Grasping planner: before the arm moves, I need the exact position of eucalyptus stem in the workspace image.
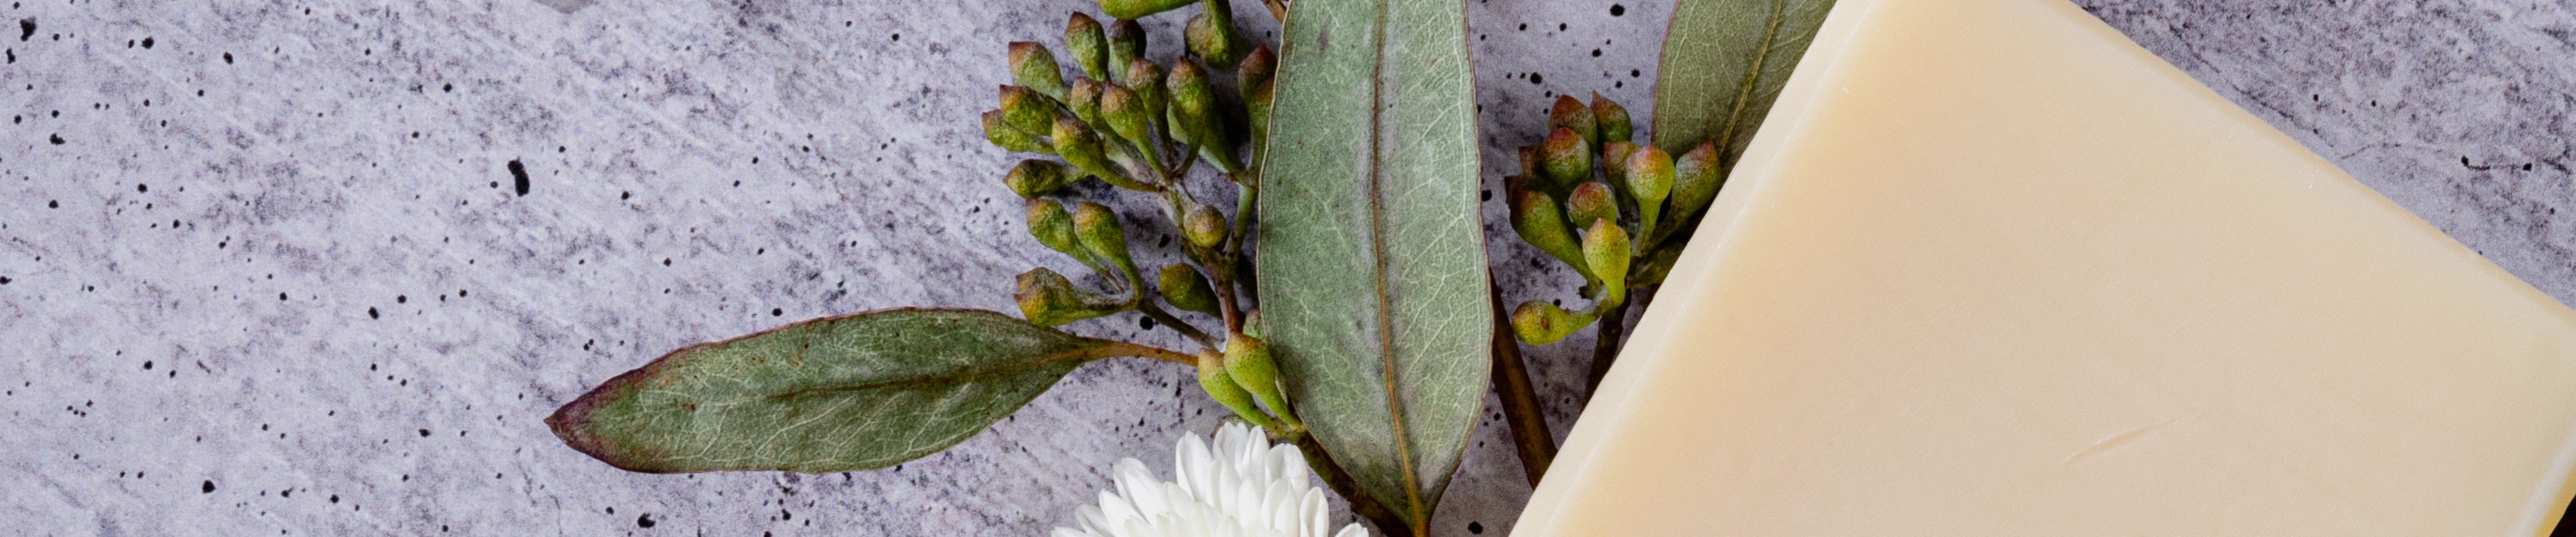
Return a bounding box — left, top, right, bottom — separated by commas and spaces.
1136, 301, 1220, 348
1487, 277, 1555, 485
1292, 433, 1412, 537
1582, 298, 1629, 401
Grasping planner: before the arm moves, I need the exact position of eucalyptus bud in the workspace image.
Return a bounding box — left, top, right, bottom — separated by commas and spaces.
1238, 45, 1276, 90
1009, 42, 1071, 99
1550, 95, 1600, 152
1509, 190, 1593, 283
1072, 201, 1139, 280
1159, 264, 1220, 315
1065, 13, 1112, 81
1126, 59, 1169, 139
1026, 199, 1085, 261
1101, 85, 1156, 150
1583, 219, 1632, 305
1017, 268, 1124, 326
1591, 92, 1633, 145
1197, 350, 1280, 429
1517, 145, 1542, 179
1601, 141, 1639, 195
1053, 116, 1131, 189
1222, 333, 1293, 424
983, 110, 1051, 154
1066, 78, 1108, 129
1168, 59, 1240, 171
1107, 19, 1147, 85
1184, 0, 1241, 68
1566, 182, 1617, 232
1511, 301, 1593, 345
1005, 160, 1071, 199
1626, 145, 1676, 237
1000, 85, 1059, 135
1540, 127, 1591, 191
1664, 142, 1724, 236
1241, 309, 1263, 339
1182, 204, 1227, 249
1103, 0, 1198, 19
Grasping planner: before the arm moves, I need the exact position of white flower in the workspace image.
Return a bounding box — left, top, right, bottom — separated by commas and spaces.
1052, 422, 1370, 537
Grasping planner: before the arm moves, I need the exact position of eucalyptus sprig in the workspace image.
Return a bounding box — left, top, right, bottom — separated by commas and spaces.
1504, 94, 1723, 351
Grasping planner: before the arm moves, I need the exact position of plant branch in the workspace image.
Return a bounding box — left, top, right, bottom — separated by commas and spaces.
1487, 277, 1555, 486
1135, 301, 1220, 349
1098, 341, 1201, 366
1292, 433, 1413, 537
1583, 298, 1629, 402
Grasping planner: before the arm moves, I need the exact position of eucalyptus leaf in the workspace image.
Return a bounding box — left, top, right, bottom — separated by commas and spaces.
547, 308, 1182, 474
1256, 0, 1487, 531
1651, 0, 1837, 168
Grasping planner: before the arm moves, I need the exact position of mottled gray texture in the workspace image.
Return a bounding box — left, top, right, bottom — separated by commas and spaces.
0, 0, 2569, 535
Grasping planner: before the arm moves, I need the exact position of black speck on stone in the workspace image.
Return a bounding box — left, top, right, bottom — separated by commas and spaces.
1469, 521, 1485, 534
638, 514, 656, 528
1529, 73, 1544, 85
49, 133, 63, 145
507, 160, 530, 196
771, 308, 783, 317
221, 52, 232, 63
47, 200, 58, 208
367, 307, 379, 319
0, 276, 10, 284
17, 19, 31, 41
142, 36, 153, 49
137, 183, 148, 193
1609, 4, 1625, 16
1139, 316, 1156, 330
201, 480, 215, 493
419, 428, 430, 437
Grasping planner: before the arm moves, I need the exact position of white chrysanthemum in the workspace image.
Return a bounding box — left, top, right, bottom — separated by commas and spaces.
1052, 422, 1369, 537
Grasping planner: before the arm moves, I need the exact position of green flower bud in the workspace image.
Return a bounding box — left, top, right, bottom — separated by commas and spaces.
1566, 182, 1617, 232
1184, 0, 1241, 68
1103, 0, 1198, 19
1223, 333, 1293, 425
1072, 201, 1138, 279
1663, 142, 1724, 238
1159, 264, 1220, 315
1009, 42, 1070, 99
1511, 301, 1595, 345
1509, 189, 1593, 283
1107, 19, 1147, 85
1241, 309, 1263, 339
1583, 218, 1632, 304
1017, 267, 1124, 326
1626, 145, 1675, 237
1126, 60, 1169, 139
1540, 127, 1591, 191
983, 110, 1051, 154
1168, 59, 1240, 172
1005, 159, 1071, 199
1238, 45, 1276, 90
1065, 13, 1111, 81
1591, 92, 1633, 146
1101, 85, 1155, 151
1601, 141, 1639, 196
1026, 199, 1085, 261
1066, 78, 1108, 129
1550, 95, 1599, 152
1053, 116, 1133, 189
1182, 204, 1227, 249
1000, 85, 1060, 135
1197, 350, 1280, 429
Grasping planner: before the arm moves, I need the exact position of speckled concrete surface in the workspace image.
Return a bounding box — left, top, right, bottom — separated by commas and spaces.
2, 0, 2571, 535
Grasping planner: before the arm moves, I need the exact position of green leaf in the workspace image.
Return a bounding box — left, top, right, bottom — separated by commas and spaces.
546, 308, 1177, 474
1650, 0, 1837, 168
1256, 0, 1487, 531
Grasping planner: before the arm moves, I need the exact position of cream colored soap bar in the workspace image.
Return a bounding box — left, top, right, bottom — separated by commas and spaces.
1513, 0, 2576, 535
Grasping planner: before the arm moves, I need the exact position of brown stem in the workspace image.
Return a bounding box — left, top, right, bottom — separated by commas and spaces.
1098, 341, 1199, 366
1582, 298, 1629, 402
1294, 434, 1413, 537
1136, 301, 1220, 349
1488, 278, 1556, 486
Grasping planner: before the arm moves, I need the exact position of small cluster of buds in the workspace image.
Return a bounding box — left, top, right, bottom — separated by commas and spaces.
1506, 95, 1726, 345
984, 1, 1300, 434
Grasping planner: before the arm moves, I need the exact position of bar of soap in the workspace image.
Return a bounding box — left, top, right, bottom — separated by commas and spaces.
1513, 0, 2576, 535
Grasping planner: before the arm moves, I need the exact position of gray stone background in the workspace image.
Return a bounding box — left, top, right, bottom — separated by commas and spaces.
2, 0, 2572, 534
